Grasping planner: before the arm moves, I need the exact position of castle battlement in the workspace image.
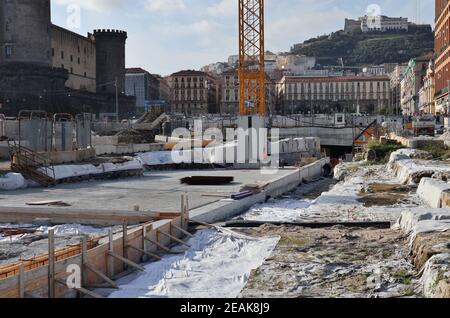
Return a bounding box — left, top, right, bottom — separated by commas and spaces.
93, 29, 128, 38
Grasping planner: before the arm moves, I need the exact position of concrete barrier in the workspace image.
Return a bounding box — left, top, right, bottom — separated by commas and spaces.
39, 148, 96, 165
93, 143, 165, 156
417, 178, 450, 208
191, 158, 330, 223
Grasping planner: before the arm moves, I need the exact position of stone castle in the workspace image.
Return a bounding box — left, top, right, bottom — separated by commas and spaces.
0, 0, 135, 117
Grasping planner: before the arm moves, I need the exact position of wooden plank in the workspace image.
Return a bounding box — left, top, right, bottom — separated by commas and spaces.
48, 229, 55, 298
54, 278, 103, 299
223, 220, 392, 229
81, 236, 88, 288
189, 220, 216, 229
26, 200, 68, 206
107, 230, 114, 278
84, 263, 118, 289
127, 245, 161, 261
142, 225, 148, 259
107, 252, 145, 272
74, 287, 104, 299
171, 223, 194, 238
157, 230, 191, 248
122, 222, 128, 271
0, 207, 182, 226
144, 237, 171, 253
18, 265, 25, 299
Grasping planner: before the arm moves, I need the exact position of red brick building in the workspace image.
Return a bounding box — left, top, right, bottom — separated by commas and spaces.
435, 0, 450, 113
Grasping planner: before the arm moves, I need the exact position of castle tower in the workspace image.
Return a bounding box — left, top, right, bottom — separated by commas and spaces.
0, 0, 67, 115
0, 0, 52, 66
93, 29, 127, 95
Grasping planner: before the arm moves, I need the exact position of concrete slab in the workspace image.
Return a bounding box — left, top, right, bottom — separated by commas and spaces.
0, 168, 298, 212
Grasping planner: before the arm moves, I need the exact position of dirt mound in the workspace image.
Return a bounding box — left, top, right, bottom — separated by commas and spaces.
115, 129, 155, 144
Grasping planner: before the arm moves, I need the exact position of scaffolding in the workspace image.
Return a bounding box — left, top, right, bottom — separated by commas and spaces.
238, 0, 265, 116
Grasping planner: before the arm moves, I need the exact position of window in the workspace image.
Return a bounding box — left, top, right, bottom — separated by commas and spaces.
70, 55, 73, 62
78, 57, 80, 64
4, 45, 12, 58
61, 51, 64, 59
70, 67, 73, 74
52, 48, 55, 57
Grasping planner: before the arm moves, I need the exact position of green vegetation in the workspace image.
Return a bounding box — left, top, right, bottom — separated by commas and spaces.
418, 143, 450, 160
279, 235, 309, 247
432, 271, 445, 290
291, 29, 434, 66
392, 270, 413, 285
367, 140, 406, 164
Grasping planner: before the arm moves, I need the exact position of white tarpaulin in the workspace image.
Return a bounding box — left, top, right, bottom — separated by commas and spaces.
0, 173, 27, 191
108, 229, 279, 298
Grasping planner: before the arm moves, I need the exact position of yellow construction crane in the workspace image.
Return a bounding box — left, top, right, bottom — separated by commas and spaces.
238, 0, 265, 116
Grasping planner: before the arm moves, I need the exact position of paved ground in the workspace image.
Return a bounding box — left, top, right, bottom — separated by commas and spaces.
0, 168, 296, 212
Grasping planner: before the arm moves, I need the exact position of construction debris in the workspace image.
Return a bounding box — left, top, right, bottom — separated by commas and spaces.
181, 176, 234, 185
26, 200, 71, 207
115, 128, 155, 144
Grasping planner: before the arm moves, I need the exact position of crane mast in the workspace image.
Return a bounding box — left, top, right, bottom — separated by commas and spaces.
238, 0, 265, 116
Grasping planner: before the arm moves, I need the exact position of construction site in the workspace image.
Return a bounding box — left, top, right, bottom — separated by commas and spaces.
0, 0, 449, 300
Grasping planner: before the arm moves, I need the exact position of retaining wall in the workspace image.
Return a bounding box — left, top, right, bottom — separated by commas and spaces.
92, 136, 165, 156
191, 158, 330, 223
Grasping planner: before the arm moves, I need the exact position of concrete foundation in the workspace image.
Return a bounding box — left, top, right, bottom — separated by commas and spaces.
417, 178, 450, 208
39, 148, 97, 165
92, 136, 165, 156
191, 158, 330, 223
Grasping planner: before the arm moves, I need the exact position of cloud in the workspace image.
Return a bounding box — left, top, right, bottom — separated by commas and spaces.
51, 0, 437, 76
207, 0, 235, 17
142, 0, 186, 13
53, 0, 124, 12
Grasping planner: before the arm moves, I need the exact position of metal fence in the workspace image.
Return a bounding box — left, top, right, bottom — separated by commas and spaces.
53, 114, 75, 152
0, 114, 5, 138
19, 111, 53, 152
76, 114, 92, 150
15, 111, 92, 152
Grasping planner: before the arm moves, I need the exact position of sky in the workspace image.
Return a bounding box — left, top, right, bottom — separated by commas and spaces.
50, 0, 435, 76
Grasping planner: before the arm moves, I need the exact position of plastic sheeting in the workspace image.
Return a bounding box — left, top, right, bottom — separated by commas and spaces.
0, 173, 27, 191
238, 198, 314, 222
108, 229, 279, 298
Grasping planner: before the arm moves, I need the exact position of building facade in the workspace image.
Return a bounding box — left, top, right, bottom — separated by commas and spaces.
125, 68, 151, 110
435, 0, 450, 114
279, 75, 390, 115
126, 69, 171, 113
419, 60, 436, 114
220, 69, 239, 115
158, 76, 171, 110
169, 70, 218, 115
361, 15, 409, 33
388, 64, 408, 115
51, 25, 96, 92
400, 57, 430, 115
